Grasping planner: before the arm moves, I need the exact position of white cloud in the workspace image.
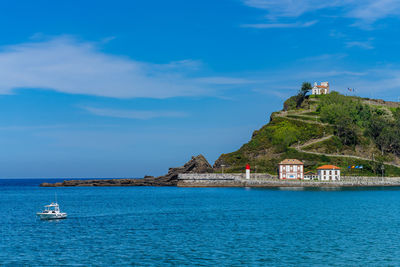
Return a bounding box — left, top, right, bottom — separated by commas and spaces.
242, 0, 400, 26
241, 20, 317, 28
306, 70, 367, 77
194, 76, 253, 85
0, 36, 247, 99
243, 0, 339, 18
349, 0, 400, 24
346, 41, 374, 50
83, 107, 188, 120
248, 64, 400, 102
300, 53, 348, 62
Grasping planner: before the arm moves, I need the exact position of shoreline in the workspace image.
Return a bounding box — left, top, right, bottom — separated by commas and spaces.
177, 173, 400, 188
39, 173, 400, 188
176, 182, 400, 188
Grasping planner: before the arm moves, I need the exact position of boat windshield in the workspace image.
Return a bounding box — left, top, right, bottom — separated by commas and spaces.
43, 203, 60, 212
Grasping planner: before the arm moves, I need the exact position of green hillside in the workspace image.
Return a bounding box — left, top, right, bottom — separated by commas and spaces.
214, 90, 400, 177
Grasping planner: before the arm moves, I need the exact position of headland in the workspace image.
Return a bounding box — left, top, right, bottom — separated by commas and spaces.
41, 88, 400, 188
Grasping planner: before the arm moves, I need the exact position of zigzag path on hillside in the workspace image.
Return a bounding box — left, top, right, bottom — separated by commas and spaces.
274, 110, 329, 126
281, 110, 400, 168
296, 145, 400, 168
294, 134, 334, 149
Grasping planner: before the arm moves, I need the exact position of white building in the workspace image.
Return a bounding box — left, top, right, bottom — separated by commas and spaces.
312, 82, 329, 95
279, 159, 304, 179
304, 171, 318, 180
317, 165, 341, 181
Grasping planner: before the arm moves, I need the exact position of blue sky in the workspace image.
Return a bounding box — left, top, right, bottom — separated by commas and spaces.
1, 0, 400, 178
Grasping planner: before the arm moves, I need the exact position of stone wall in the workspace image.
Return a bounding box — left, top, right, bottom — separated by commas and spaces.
178, 173, 243, 187
178, 173, 400, 187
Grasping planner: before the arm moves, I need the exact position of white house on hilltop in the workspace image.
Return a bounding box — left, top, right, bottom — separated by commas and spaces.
312, 82, 329, 95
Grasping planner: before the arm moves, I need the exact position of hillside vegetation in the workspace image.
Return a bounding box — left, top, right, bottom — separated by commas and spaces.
214, 90, 400, 177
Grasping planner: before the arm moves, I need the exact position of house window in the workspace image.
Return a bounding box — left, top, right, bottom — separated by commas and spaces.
329, 170, 332, 175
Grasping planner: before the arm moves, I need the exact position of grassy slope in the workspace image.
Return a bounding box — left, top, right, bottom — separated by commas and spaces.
215, 94, 400, 177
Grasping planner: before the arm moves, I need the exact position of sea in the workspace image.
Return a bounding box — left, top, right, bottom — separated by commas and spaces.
1, 179, 400, 266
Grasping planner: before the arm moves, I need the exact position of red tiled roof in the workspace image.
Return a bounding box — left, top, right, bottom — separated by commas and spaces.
279, 159, 303, 165
317, 165, 340, 170
316, 85, 328, 88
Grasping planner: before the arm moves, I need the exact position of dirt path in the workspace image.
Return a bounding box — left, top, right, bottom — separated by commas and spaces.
273, 108, 330, 126
276, 115, 330, 126
276, 107, 400, 168
294, 135, 334, 149
295, 145, 400, 168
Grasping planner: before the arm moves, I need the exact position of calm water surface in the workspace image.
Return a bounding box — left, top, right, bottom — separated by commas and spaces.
1, 179, 400, 266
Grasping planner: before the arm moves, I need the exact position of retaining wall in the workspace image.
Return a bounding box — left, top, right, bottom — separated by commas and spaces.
177, 173, 400, 187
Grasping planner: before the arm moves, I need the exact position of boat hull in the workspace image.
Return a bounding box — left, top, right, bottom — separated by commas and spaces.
37, 213, 67, 220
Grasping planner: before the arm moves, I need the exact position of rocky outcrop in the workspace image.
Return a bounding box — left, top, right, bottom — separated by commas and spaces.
40, 155, 213, 187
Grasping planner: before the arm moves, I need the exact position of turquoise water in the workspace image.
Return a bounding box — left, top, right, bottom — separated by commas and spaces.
2, 180, 400, 266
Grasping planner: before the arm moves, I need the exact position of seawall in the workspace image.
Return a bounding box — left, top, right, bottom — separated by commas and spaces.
177, 174, 400, 187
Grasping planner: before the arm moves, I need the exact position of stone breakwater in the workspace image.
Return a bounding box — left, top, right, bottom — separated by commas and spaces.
177, 174, 400, 187
40, 154, 214, 187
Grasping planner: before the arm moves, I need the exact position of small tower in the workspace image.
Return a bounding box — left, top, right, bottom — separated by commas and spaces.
245, 163, 250, 180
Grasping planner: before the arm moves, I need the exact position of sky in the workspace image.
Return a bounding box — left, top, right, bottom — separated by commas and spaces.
2, 0, 400, 178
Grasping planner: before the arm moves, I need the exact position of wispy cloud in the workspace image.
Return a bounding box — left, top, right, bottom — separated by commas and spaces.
194, 77, 253, 85
0, 36, 250, 99
300, 53, 348, 62
241, 20, 317, 29
247, 64, 400, 101
0, 124, 71, 131
349, 0, 400, 25
243, 0, 338, 18
83, 107, 188, 120
242, 0, 400, 27
346, 40, 374, 50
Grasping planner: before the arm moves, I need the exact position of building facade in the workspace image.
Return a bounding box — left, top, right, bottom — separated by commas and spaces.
312, 82, 329, 95
304, 171, 318, 180
317, 165, 341, 181
279, 159, 304, 179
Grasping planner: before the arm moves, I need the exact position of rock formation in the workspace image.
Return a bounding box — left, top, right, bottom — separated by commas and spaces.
40, 154, 213, 187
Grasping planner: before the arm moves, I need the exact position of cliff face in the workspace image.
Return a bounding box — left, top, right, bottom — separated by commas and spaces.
214, 93, 400, 177
151, 154, 214, 185
40, 155, 213, 187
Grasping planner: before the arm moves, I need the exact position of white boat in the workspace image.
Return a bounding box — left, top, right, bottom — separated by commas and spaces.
37, 202, 67, 220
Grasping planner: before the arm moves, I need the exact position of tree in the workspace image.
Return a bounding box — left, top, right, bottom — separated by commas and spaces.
376, 126, 400, 155
301, 82, 312, 95
335, 114, 359, 146
365, 114, 386, 139
296, 82, 312, 108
